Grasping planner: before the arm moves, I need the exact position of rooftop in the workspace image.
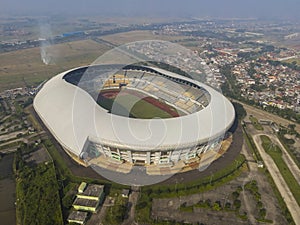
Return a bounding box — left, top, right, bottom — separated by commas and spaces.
121, 189, 130, 197
73, 197, 99, 208
78, 184, 104, 198
34, 65, 235, 155
67, 210, 88, 223
78, 182, 87, 194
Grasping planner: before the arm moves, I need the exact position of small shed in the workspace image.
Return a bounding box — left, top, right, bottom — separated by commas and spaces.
67, 211, 88, 224
121, 189, 130, 198
78, 182, 87, 194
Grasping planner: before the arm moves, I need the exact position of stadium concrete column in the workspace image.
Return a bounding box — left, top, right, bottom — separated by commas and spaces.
172, 149, 182, 163
127, 150, 133, 163
154, 151, 161, 164
146, 152, 151, 164
82, 139, 90, 157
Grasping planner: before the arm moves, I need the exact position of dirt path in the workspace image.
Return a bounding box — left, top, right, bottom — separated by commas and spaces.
86, 199, 108, 225
122, 186, 140, 225
240, 145, 259, 225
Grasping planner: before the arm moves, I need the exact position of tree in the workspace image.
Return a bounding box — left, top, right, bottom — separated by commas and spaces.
205, 199, 211, 207
232, 191, 240, 199
233, 199, 241, 210
212, 201, 222, 211
225, 202, 231, 210
260, 45, 275, 53
259, 208, 267, 219
288, 124, 296, 131
232, 102, 246, 120
62, 194, 74, 209
257, 201, 263, 208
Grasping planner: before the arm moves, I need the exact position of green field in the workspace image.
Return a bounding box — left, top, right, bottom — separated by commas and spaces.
249, 115, 263, 130
260, 135, 300, 206
101, 30, 187, 46
131, 99, 174, 119
0, 39, 110, 91
99, 92, 176, 119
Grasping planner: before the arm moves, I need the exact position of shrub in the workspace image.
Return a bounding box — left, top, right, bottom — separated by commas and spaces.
233, 199, 241, 210
224, 202, 231, 210
259, 208, 267, 219
62, 194, 74, 209
212, 201, 222, 211
232, 191, 240, 199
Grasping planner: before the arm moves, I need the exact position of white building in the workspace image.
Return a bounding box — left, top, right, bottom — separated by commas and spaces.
34, 64, 235, 169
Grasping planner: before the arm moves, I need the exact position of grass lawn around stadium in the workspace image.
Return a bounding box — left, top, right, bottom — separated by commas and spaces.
98, 89, 179, 119
260, 135, 300, 207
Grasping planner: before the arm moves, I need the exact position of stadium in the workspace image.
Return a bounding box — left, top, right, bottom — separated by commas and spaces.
34, 64, 235, 175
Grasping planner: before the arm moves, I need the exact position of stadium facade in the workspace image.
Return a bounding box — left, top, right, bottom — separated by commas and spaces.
34, 64, 235, 170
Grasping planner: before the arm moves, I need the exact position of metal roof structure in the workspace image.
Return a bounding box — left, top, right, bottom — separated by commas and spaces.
33, 65, 235, 156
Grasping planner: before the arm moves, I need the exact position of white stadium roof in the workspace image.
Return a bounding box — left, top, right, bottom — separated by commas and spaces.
34, 65, 235, 156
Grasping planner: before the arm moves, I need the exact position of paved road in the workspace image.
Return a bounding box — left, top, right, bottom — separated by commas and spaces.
0, 147, 18, 154
253, 134, 300, 225
241, 101, 300, 184
233, 100, 300, 133
267, 135, 300, 185
0, 131, 46, 148
0, 130, 27, 141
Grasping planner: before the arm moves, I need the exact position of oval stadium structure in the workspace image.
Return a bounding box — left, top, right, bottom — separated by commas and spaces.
34, 64, 235, 173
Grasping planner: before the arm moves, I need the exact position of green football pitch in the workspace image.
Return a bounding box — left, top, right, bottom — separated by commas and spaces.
98, 90, 180, 119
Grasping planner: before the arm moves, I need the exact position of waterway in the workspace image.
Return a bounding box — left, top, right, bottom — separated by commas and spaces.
0, 154, 16, 225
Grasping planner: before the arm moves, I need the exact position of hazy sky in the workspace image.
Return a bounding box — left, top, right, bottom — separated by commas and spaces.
1, 0, 300, 20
